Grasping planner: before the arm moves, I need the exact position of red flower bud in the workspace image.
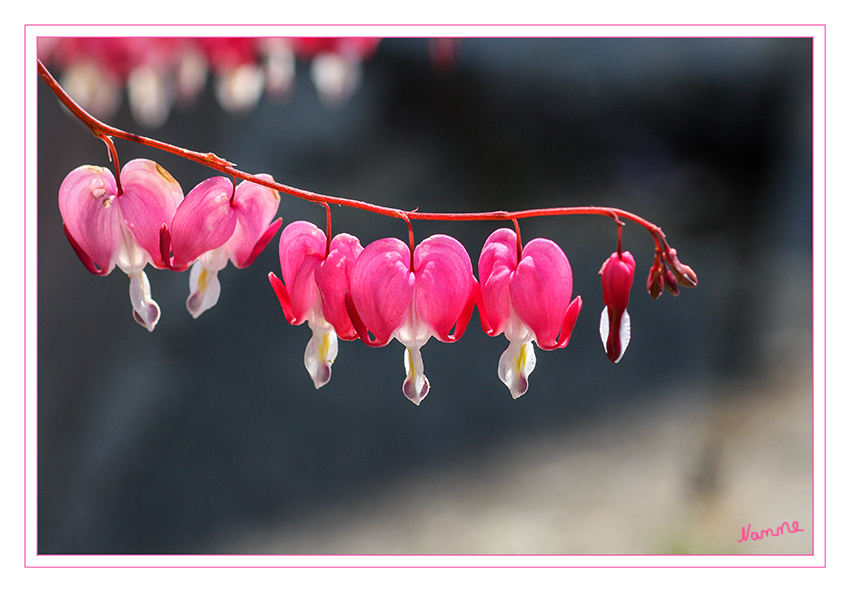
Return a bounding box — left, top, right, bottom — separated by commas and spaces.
663, 265, 680, 296
664, 248, 698, 288
599, 250, 636, 363
647, 259, 664, 300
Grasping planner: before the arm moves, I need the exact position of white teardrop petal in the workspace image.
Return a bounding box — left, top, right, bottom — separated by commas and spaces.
402, 347, 429, 405
599, 306, 610, 350
129, 271, 160, 332
498, 341, 536, 399
304, 326, 338, 389
617, 310, 631, 363
186, 260, 222, 319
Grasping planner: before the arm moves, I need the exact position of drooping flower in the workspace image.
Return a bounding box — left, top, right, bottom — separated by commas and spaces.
291, 38, 381, 107
58, 158, 183, 331
347, 234, 477, 405
599, 250, 636, 363
164, 174, 281, 318
477, 228, 583, 398
268, 220, 364, 389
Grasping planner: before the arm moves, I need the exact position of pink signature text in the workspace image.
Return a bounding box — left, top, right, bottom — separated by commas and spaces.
738, 521, 805, 543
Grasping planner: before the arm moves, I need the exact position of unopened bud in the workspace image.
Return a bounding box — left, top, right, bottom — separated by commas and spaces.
663, 265, 680, 296
599, 250, 636, 363
664, 248, 698, 287
647, 260, 664, 300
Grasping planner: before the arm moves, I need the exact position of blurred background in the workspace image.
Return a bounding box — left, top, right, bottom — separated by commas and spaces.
37, 36, 813, 556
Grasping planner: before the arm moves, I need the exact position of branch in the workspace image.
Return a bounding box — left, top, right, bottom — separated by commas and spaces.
38, 57, 694, 284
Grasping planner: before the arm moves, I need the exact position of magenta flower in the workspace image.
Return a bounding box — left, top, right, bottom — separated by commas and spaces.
347, 234, 477, 405
268, 221, 364, 388
165, 175, 282, 318
58, 159, 183, 331
478, 228, 583, 398
599, 250, 636, 363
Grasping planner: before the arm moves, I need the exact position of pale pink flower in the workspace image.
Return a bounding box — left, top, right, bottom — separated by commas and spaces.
291, 38, 381, 106
165, 175, 281, 318
58, 159, 183, 331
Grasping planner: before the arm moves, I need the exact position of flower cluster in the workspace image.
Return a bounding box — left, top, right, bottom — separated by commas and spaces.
268, 220, 662, 404
48, 53, 698, 406
37, 37, 459, 126
58, 157, 697, 403
36, 37, 380, 126
58, 159, 281, 331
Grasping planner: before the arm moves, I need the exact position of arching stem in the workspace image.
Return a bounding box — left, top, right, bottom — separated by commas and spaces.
38, 58, 687, 275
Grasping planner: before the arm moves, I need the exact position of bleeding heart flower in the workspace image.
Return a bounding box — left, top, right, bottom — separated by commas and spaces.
291, 38, 381, 106
58, 159, 183, 331
346, 234, 477, 405
268, 220, 364, 388
599, 250, 636, 363
477, 228, 582, 398
165, 174, 282, 318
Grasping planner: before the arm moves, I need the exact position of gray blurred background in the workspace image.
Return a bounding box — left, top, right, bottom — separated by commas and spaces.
37, 37, 813, 555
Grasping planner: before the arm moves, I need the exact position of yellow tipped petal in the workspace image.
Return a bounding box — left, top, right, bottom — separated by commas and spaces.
402, 347, 430, 405
304, 326, 339, 389
186, 260, 222, 319
497, 341, 537, 399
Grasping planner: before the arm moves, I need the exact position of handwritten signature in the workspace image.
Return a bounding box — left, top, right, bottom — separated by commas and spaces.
738, 521, 805, 543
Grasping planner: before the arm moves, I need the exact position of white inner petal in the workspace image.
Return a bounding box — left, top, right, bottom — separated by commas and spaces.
402, 346, 430, 405
618, 310, 631, 362
128, 270, 160, 332
599, 306, 610, 348
304, 323, 338, 389
186, 260, 222, 319
599, 306, 631, 363
395, 289, 431, 349
498, 340, 536, 399
115, 225, 150, 276
503, 305, 534, 344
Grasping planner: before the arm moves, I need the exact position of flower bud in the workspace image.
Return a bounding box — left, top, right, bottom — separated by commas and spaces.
664, 248, 698, 288
663, 265, 680, 296
599, 250, 636, 363
647, 259, 664, 300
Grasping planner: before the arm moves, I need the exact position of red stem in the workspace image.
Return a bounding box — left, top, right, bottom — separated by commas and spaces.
512, 218, 523, 263
228, 175, 237, 206
617, 218, 623, 257
323, 202, 332, 258
98, 134, 123, 195
39, 59, 670, 254
405, 215, 415, 271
